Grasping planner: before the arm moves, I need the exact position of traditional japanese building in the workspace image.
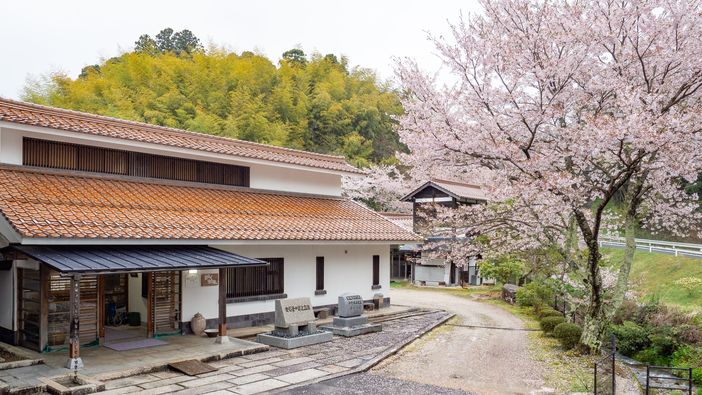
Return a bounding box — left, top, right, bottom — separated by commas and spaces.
0, 98, 417, 366
400, 179, 488, 286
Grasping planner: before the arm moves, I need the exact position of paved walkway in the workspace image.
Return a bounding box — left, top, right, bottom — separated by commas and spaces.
98, 310, 451, 394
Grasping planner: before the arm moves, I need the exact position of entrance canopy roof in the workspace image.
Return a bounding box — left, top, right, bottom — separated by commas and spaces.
14, 245, 266, 274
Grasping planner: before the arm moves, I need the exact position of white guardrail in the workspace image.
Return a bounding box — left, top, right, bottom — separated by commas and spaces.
599, 236, 702, 259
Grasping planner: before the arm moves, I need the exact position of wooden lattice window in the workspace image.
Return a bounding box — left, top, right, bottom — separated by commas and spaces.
225, 258, 284, 298
23, 137, 250, 187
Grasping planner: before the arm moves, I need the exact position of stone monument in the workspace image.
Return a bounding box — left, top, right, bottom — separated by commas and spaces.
320, 293, 382, 337
256, 297, 332, 349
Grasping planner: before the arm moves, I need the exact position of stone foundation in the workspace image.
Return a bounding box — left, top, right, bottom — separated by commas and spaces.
256, 331, 333, 349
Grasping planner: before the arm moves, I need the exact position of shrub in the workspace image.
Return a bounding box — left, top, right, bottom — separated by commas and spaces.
516, 282, 554, 307
540, 316, 565, 333
539, 309, 564, 319
650, 330, 678, 356
554, 322, 582, 349
674, 277, 702, 296
634, 348, 667, 366
671, 346, 702, 384
613, 300, 638, 324
611, 321, 651, 356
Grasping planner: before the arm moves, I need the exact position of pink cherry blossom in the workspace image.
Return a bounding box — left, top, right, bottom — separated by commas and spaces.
395, 0, 702, 350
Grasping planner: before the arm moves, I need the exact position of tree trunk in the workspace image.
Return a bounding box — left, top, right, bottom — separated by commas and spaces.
580, 308, 609, 351
609, 211, 636, 318
607, 176, 643, 321
579, 181, 642, 351
574, 210, 605, 352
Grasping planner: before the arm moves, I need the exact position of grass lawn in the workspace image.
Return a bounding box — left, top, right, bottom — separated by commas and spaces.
602, 247, 702, 311
390, 280, 501, 297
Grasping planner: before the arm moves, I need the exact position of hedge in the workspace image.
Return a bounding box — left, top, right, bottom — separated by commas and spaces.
538, 309, 563, 319
554, 322, 582, 349
540, 316, 565, 333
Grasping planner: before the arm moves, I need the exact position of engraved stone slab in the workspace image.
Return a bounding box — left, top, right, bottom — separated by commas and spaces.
338, 293, 364, 318
275, 298, 315, 328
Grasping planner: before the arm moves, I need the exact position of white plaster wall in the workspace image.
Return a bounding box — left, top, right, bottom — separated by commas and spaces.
0, 128, 22, 165
127, 274, 147, 324
0, 126, 343, 196
180, 244, 390, 323
414, 264, 446, 285
249, 164, 341, 196
0, 265, 15, 330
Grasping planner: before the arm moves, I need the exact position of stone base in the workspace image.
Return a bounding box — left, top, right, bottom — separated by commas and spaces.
333, 316, 368, 327
214, 335, 231, 344
319, 322, 382, 337
65, 357, 84, 370
42, 374, 104, 395
256, 331, 332, 349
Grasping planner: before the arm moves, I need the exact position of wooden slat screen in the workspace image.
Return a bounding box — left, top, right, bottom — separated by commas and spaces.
316, 257, 324, 291
152, 271, 181, 334
46, 273, 98, 347
18, 268, 41, 350
23, 138, 250, 187
372, 255, 380, 286
225, 258, 284, 298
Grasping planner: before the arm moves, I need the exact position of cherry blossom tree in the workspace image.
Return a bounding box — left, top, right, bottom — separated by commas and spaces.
342, 165, 412, 212
396, 0, 702, 350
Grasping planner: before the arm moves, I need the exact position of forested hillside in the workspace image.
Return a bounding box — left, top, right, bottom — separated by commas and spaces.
22, 29, 404, 167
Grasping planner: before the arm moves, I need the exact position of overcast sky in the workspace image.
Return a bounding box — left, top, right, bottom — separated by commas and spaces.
0, 0, 482, 99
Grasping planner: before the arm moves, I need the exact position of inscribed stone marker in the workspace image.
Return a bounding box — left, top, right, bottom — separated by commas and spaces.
338, 293, 364, 318
274, 297, 315, 328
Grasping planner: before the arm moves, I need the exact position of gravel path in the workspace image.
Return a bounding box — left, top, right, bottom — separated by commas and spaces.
281, 372, 475, 395
371, 288, 551, 395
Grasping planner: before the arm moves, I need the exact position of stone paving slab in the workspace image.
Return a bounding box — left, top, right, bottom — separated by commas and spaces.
232, 378, 288, 394
276, 368, 328, 384
228, 373, 271, 385
93, 310, 452, 395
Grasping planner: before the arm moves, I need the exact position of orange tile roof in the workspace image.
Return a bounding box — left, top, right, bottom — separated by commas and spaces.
0, 166, 418, 242
0, 98, 362, 174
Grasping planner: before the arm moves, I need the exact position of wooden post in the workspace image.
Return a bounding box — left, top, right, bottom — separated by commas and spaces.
146, 273, 154, 338
218, 268, 226, 336
97, 275, 105, 341
66, 273, 83, 370
215, 268, 229, 344
39, 266, 49, 353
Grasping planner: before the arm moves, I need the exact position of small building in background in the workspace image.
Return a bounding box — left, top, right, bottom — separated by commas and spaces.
400, 179, 488, 287
380, 212, 416, 281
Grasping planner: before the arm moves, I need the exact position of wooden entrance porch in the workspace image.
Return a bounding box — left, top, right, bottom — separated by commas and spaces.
16, 263, 183, 353
4, 245, 267, 368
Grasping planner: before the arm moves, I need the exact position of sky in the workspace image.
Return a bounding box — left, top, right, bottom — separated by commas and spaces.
0, 0, 482, 99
